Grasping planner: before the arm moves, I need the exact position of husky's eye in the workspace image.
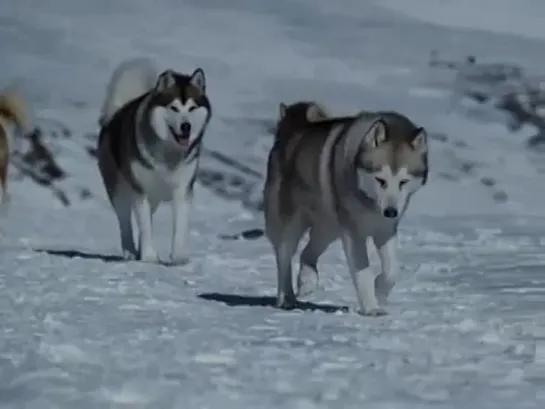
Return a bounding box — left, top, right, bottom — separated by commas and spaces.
375, 177, 387, 188
169, 105, 180, 112
399, 179, 409, 188
188, 105, 197, 112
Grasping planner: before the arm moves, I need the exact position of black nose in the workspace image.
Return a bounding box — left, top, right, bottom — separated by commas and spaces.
180, 122, 191, 134
383, 207, 398, 218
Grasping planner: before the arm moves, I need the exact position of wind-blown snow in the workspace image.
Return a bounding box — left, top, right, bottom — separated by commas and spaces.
1, 0, 545, 408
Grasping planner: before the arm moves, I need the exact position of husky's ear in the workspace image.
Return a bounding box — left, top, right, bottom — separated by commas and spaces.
306, 103, 328, 122
189, 68, 206, 93
155, 70, 176, 93
363, 119, 387, 148
278, 102, 288, 120
411, 127, 428, 153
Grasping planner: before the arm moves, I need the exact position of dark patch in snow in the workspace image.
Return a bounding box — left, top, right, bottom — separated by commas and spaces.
35, 248, 126, 262
198, 292, 349, 313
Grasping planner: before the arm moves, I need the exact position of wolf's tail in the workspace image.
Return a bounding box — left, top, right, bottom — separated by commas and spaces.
98, 57, 158, 127
0, 90, 30, 133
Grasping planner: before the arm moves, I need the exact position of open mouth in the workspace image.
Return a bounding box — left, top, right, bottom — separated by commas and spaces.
169, 126, 190, 147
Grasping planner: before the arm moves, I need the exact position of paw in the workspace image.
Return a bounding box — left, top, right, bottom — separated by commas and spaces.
168, 255, 190, 266
138, 247, 159, 263
377, 294, 389, 307
122, 249, 137, 260
358, 307, 388, 317
276, 293, 297, 310
296, 266, 319, 298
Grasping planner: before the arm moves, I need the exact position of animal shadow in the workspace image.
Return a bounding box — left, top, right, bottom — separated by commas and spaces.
35, 248, 125, 263
198, 292, 349, 313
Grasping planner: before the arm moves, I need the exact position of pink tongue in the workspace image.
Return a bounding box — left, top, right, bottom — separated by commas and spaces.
172, 129, 190, 144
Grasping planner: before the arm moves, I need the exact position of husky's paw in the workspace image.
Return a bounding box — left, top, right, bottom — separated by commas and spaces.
377, 295, 389, 307
167, 255, 190, 266
122, 250, 137, 261
358, 307, 388, 317
138, 248, 159, 263
296, 266, 319, 298
276, 293, 297, 310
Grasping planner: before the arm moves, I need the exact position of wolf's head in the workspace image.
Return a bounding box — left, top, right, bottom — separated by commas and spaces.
353, 114, 428, 220
148, 68, 211, 149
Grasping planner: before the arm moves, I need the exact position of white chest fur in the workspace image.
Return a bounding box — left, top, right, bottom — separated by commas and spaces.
130, 158, 198, 202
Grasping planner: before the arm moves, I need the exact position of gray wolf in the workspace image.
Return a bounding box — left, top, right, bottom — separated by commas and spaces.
263, 101, 428, 315
97, 58, 212, 263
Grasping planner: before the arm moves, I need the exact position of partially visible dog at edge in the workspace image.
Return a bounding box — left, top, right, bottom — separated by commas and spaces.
97, 58, 212, 263
263, 101, 429, 316
0, 90, 31, 205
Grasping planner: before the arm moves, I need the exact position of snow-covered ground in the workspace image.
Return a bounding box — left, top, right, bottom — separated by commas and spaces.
1, 0, 545, 407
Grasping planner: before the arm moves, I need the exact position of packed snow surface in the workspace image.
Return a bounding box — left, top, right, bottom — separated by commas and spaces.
1, 0, 545, 408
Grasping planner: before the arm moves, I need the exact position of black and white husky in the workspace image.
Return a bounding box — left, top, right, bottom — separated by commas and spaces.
97, 58, 212, 263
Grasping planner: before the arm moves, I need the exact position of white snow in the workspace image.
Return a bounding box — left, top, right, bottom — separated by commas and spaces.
1, 0, 545, 408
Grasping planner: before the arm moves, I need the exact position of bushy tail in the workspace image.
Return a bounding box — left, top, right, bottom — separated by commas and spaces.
0, 90, 30, 133
98, 57, 158, 127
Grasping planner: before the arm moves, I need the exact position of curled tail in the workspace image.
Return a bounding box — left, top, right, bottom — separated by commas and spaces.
274, 101, 330, 142
0, 90, 30, 133
98, 57, 158, 127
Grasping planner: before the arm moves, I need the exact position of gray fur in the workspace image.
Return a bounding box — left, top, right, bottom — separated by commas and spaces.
264, 103, 428, 315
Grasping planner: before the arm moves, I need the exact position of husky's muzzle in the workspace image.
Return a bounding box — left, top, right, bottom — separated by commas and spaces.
170, 122, 191, 147
382, 206, 398, 219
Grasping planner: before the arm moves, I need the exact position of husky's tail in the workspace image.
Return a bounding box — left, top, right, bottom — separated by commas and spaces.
0, 90, 30, 133
273, 101, 330, 142
98, 57, 158, 127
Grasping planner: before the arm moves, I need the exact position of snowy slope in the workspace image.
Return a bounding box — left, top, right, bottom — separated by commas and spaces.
1, 0, 545, 408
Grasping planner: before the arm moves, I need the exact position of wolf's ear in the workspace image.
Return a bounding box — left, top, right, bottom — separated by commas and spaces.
411, 127, 428, 154
189, 68, 206, 93
306, 103, 328, 122
363, 119, 387, 148
155, 70, 176, 93
278, 102, 288, 120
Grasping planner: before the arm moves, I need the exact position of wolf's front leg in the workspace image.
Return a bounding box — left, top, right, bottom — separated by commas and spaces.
134, 194, 158, 262
374, 233, 398, 306
341, 230, 385, 316
169, 188, 192, 265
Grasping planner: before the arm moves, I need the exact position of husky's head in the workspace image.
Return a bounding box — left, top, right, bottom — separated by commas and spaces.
149, 68, 211, 149
354, 116, 428, 220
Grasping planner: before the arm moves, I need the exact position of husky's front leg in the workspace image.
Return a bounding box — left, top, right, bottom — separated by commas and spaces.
296, 226, 335, 297
169, 187, 192, 264
341, 229, 385, 316
134, 194, 158, 262
374, 233, 398, 306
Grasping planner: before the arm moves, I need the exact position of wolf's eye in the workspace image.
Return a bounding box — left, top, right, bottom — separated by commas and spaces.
169, 105, 180, 112
188, 105, 197, 112
375, 177, 387, 188
399, 179, 409, 188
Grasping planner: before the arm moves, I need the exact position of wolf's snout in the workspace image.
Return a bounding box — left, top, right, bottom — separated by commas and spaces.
382, 207, 398, 218
180, 122, 191, 136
